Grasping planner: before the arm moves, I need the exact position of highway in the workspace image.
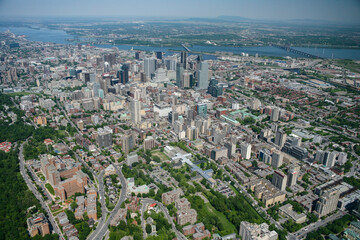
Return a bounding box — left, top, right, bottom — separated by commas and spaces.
19, 142, 65, 240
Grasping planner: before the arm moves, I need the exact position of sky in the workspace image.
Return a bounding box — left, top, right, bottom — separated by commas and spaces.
0, 0, 359, 24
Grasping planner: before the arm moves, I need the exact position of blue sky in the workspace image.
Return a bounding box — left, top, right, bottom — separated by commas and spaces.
0, 0, 359, 23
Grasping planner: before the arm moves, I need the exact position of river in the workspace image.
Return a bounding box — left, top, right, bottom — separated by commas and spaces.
1, 26, 360, 60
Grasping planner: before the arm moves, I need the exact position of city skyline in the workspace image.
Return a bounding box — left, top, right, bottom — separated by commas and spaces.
0, 0, 359, 24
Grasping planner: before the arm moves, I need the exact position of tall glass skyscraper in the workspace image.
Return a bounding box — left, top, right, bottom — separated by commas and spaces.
197, 61, 209, 90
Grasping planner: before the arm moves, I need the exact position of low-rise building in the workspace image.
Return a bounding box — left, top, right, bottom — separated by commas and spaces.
162, 188, 183, 205
175, 198, 191, 211
27, 213, 50, 237
177, 209, 197, 225
182, 222, 211, 240
279, 203, 307, 224
239, 222, 278, 240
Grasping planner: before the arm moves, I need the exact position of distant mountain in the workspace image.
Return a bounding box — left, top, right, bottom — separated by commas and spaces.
216, 16, 252, 22
185, 16, 252, 23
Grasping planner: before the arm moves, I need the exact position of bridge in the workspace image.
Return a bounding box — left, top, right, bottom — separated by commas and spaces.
271, 44, 323, 59
181, 43, 191, 52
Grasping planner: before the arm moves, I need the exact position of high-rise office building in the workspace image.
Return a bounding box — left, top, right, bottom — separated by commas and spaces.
225, 141, 236, 158
275, 130, 287, 148
186, 126, 199, 141
272, 170, 288, 191
259, 149, 272, 164
121, 134, 135, 155
337, 152, 347, 165
93, 82, 100, 98
241, 143, 252, 160
97, 128, 112, 148
176, 63, 184, 88
315, 188, 340, 217
197, 61, 209, 90
271, 107, 280, 121
100, 79, 108, 95
181, 51, 187, 68
323, 151, 337, 168
197, 103, 207, 117
316, 150, 337, 168
165, 59, 177, 71
287, 165, 300, 187
271, 151, 283, 168
119, 64, 129, 84
130, 98, 141, 124
156, 51, 163, 60
144, 58, 156, 78
104, 53, 116, 66
207, 77, 223, 97
135, 51, 141, 60
143, 136, 156, 150
104, 62, 110, 73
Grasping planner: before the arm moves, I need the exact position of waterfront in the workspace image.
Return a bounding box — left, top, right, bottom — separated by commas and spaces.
1, 26, 360, 60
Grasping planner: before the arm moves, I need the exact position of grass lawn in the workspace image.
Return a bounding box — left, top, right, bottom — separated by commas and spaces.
37, 172, 45, 181
204, 203, 237, 234
45, 183, 55, 195
151, 150, 170, 161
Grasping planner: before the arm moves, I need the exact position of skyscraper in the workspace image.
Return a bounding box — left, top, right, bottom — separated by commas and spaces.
121, 134, 135, 155
197, 103, 207, 117
271, 107, 280, 121
271, 150, 283, 168
181, 51, 187, 68
156, 51, 163, 60
272, 170, 287, 191
93, 82, 100, 98
315, 189, 340, 217
287, 165, 300, 187
323, 151, 337, 168
207, 77, 223, 97
176, 62, 184, 87
135, 51, 141, 60
144, 58, 156, 78
275, 130, 287, 148
97, 128, 112, 148
130, 98, 141, 124
241, 143, 252, 160
104, 62, 110, 73
225, 141, 236, 158
165, 58, 176, 71
197, 61, 209, 90
119, 64, 129, 84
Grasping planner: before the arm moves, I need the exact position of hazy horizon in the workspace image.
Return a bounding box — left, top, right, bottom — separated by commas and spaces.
0, 0, 359, 24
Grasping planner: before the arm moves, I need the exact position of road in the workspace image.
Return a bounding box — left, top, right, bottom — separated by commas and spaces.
141, 198, 187, 240
26, 162, 53, 201
140, 201, 149, 239
88, 164, 127, 240
288, 210, 347, 240
19, 142, 65, 240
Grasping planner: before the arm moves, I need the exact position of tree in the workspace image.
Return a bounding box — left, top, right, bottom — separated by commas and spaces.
71, 201, 78, 210
252, 160, 258, 168
146, 224, 152, 234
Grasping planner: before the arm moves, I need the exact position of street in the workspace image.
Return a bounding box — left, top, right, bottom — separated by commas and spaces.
19, 142, 65, 240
